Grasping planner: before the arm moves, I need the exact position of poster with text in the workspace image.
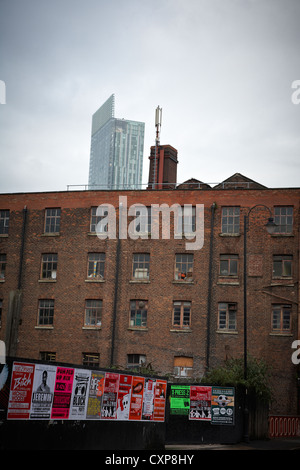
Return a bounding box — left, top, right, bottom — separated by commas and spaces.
51, 366, 74, 419
7, 362, 35, 420
142, 378, 155, 420
100, 372, 119, 419
189, 386, 212, 421
30, 364, 56, 419
86, 371, 105, 419
116, 374, 132, 420
153, 380, 167, 421
129, 376, 145, 421
69, 368, 91, 419
211, 386, 235, 425
170, 385, 190, 415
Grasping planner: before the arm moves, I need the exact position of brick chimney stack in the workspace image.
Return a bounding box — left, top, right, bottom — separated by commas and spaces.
147, 144, 178, 189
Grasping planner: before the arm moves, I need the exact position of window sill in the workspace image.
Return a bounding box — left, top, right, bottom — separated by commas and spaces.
0, 279, 5, 283
85, 279, 105, 283
127, 327, 148, 331
38, 279, 57, 283
219, 233, 240, 237
170, 328, 192, 333
269, 332, 293, 337
129, 280, 150, 284
82, 326, 102, 330
271, 234, 294, 237
41, 233, 60, 237
35, 326, 54, 330
270, 281, 294, 287
0, 234, 8, 238
216, 329, 238, 334
173, 280, 194, 284
217, 280, 239, 286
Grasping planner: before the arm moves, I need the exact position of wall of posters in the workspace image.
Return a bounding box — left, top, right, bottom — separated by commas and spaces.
170, 385, 190, 415
189, 386, 212, 421
6, 361, 168, 422
211, 386, 235, 425
7, 362, 35, 419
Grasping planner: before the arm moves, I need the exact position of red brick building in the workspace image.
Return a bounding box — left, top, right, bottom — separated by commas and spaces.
0, 171, 299, 415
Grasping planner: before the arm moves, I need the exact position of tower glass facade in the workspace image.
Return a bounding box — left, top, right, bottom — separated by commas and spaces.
88, 95, 145, 189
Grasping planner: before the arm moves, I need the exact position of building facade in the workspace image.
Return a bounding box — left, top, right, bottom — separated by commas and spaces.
88, 95, 145, 189
0, 178, 299, 415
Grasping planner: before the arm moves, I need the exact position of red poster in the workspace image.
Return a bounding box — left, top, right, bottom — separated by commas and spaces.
7, 362, 35, 419
153, 380, 167, 421
100, 372, 119, 419
129, 376, 144, 421
189, 385, 212, 421
51, 367, 74, 419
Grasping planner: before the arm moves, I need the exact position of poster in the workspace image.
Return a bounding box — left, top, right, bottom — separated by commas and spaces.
189, 386, 211, 421
153, 380, 167, 421
7, 362, 35, 420
129, 376, 144, 420
116, 374, 132, 420
170, 385, 190, 415
211, 386, 235, 425
69, 369, 91, 419
142, 378, 155, 420
86, 370, 105, 419
100, 372, 119, 419
30, 364, 56, 419
51, 367, 74, 419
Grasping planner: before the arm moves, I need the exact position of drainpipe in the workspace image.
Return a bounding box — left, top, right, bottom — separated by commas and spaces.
6, 206, 27, 357
206, 203, 216, 371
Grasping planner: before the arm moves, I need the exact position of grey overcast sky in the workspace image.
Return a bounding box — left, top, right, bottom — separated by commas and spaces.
0, 0, 299, 193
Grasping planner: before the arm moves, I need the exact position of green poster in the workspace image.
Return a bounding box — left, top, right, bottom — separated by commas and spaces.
170, 385, 190, 415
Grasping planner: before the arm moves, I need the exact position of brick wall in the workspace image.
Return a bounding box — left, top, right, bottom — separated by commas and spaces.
0, 187, 299, 414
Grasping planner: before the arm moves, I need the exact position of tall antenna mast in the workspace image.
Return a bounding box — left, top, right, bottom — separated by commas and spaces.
153, 106, 162, 189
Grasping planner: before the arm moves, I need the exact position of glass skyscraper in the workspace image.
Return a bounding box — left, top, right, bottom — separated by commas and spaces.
88, 95, 145, 189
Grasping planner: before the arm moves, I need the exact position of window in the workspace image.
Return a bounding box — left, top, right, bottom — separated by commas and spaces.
130, 300, 148, 327
0, 210, 9, 235
221, 207, 240, 234
0, 254, 6, 280
87, 253, 105, 280
273, 255, 292, 278
132, 253, 149, 280
272, 304, 291, 332
134, 206, 151, 233
41, 254, 57, 280
38, 300, 54, 326
82, 353, 100, 367
127, 354, 146, 370
90, 206, 109, 233
218, 303, 237, 331
44, 208, 61, 234
274, 207, 293, 234
173, 357, 193, 377
175, 254, 194, 281
220, 254, 238, 276
176, 206, 196, 234
40, 351, 56, 362
172, 301, 191, 328
84, 300, 102, 327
